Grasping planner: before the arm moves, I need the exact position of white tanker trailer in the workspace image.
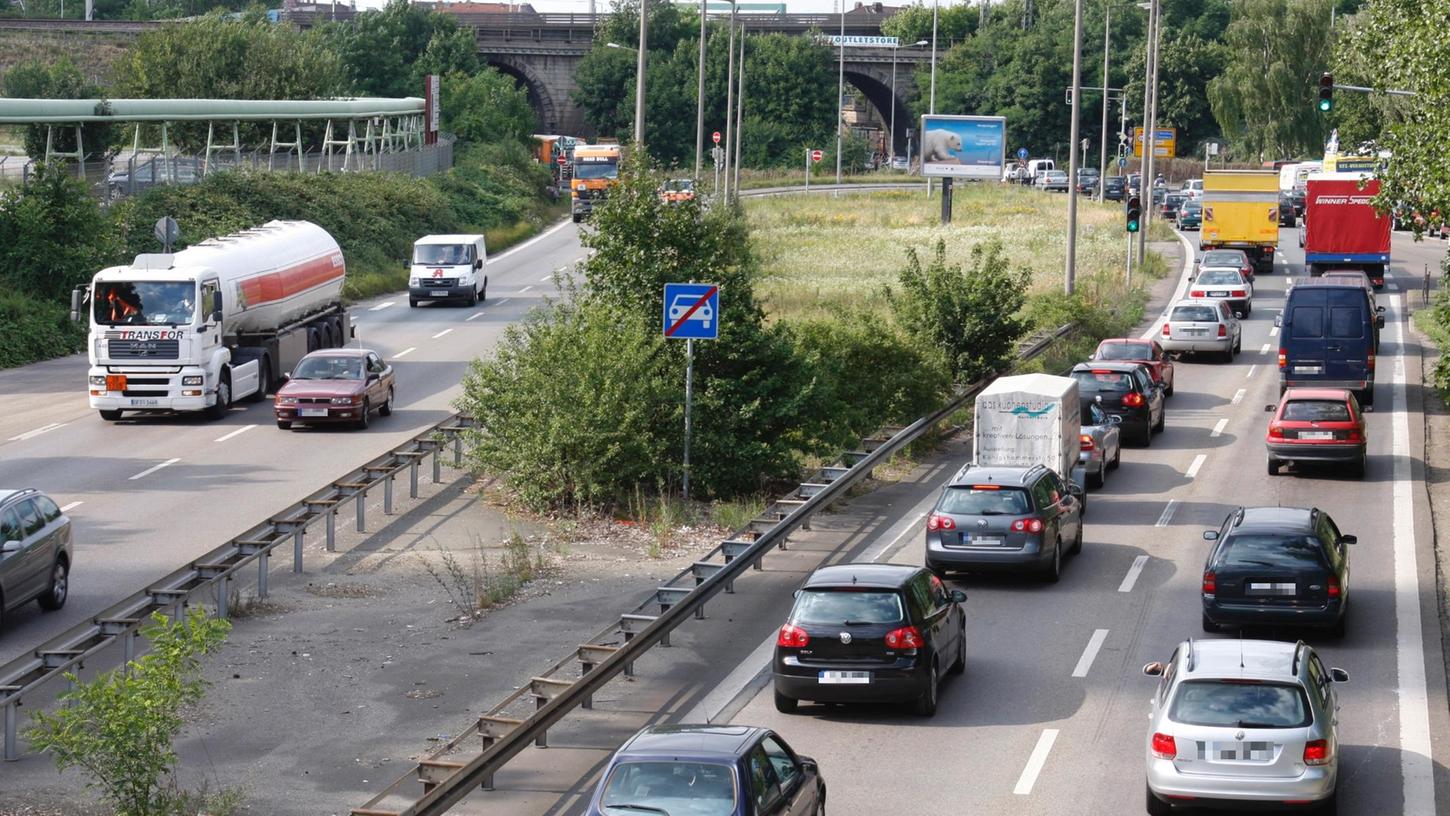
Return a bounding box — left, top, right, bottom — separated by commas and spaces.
73, 220, 352, 421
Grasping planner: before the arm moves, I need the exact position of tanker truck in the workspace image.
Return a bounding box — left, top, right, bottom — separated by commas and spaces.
73, 220, 351, 421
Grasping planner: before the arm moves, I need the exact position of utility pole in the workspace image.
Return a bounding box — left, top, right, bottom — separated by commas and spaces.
835, 0, 845, 184
634, 0, 648, 148
1065, 0, 1084, 295
1135, 0, 1157, 266
1097, 1, 1110, 202
928, 0, 938, 196
722, 3, 736, 202
732, 25, 745, 198
694, 0, 707, 178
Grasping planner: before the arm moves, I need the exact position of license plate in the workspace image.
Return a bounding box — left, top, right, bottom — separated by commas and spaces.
300, 408, 330, 418
966, 535, 1003, 547
128, 398, 159, 407
1210, 290, 1228, 297
1185, 329, 1207, 336
1248, 582, 1296, 596
1294, 365, 1322, 374
818, 671, 871, 685
430, 290, 449, 297
1203, 741, 1274, 761
1300, 431, 1333, 440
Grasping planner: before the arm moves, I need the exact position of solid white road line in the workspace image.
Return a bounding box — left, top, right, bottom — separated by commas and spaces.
1185, 454, 1206, 479
1245, 365, 1258, 379
394, 347, 417, 358
1210, 418, 1228, 438
1260, 343, 1271, 355
214, 424, 256, 443
369, 301, 395, 311
129, 458, 179, 481
466, 311, 486, 322
59, 501, 82, 513
8, 422, 66, 442
1155, 500, 1178, 527
870, 510, 931, 562
1071, 629, 1110, 678
1390, 297, 1436, 814
1140, 230, 1199, 340
492, 217, 571, 259
1231, 388, 1246, 405
1118, 556, 1149, 593
432, 328, 453, 339
1013, 729, 1060, 795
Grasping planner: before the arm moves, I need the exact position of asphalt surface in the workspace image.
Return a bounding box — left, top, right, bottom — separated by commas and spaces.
0, 219, 585, 661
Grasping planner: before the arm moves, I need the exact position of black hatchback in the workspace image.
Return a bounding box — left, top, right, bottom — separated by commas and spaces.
1069, 362, 1165, 447
1201, 506, 1354, 636
1104, 176, 1126, 201
773, 563, 966, 717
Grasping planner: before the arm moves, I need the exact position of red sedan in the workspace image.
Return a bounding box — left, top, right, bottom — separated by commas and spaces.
275, 349, 396, 430
1090, 338, 1175, 396
1265, 388, 1366, 477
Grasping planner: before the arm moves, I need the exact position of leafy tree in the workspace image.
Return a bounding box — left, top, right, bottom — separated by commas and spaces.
886, 239, 1030, 384
413, 24, 480, 81
597, 0, 695, 55
322, 0, 476, 97
1206, 0, 1334, 161
442, 68, 535, 145
26, 610, 231, 816
1, 57, 117, 160
1122, 33, 1228, 154
0, 163, 115, 302
574, 45, 643, 146
880, 2, 980, 46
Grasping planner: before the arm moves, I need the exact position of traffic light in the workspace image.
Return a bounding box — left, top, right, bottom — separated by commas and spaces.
1318, 73, 1334, 112
1126, 195, 1141, 233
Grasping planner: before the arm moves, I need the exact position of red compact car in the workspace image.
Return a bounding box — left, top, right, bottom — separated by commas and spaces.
1265, 388, 1366, 477
1090, 338, 1175, 396
275, 348, 396, 430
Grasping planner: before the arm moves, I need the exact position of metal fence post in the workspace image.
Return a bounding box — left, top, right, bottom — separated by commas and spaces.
325, 508, 336, 552
384, 475, 394, 515
410, 460, 419, 499
257, 549, 270, 598
453, 435, 463, 468
432, 447, 441, 484
4, 703, 17, 761
216, 576, 230, 619
293, 527, 305, 573
356, 489, 366, 532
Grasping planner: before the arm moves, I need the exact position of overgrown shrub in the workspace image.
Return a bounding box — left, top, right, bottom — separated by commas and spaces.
0, 289, 87, 369
0, 163, 116, 302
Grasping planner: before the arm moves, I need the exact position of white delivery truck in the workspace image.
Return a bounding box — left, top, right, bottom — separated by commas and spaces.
973, 373, 1084, 487
75, 220, 351, 422
408, 234, 488, 307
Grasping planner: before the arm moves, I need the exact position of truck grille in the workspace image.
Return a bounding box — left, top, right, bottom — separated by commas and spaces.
108, 339, 179, 360
418, 278, 457, 289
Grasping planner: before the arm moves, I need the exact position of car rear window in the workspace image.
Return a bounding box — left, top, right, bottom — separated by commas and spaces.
1096, 342, 1152, 361
791, 589, 904, 626
1202, 251, 1243, 266
601, 761, 735, 816
940, 486, 1032, 516
1169, 680, 1311, 728
1197, 270, 1242, 286
1218, 533, 1327, 570
1282, 400, 1351, 422
1171, 305, 1217, 322
1072, 371, 1133, 392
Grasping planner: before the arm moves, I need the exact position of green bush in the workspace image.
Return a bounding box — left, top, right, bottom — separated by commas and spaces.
0, 288, 87, 369
0, 163, 116, 302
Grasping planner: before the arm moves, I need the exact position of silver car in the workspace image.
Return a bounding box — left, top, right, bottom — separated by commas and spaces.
1160, 299, 1241, 362
1190, 266, 1253, 318
1035, 170, 1070, 192
0, 488, 73, 628
1143, 639, 1348, 814
1079, 400, 1121, 489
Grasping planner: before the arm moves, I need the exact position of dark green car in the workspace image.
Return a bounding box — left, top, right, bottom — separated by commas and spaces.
1176, 200, 1203, 230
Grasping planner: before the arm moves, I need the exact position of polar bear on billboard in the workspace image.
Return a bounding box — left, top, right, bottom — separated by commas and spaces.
922, 129, 963, 164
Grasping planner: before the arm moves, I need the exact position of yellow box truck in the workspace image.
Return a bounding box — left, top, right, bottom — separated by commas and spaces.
1201, 170, 1281, 274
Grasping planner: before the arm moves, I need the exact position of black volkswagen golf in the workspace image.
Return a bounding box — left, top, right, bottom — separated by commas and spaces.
773, 563, 966, 717
1070, 361, 1165, 447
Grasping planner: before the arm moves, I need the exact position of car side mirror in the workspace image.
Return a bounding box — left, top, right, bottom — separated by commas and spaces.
1330, 668, 1350, 683
950, 589, 967, 603
1265, 404, 1277, 412
211, 291, 223, 315
799, 758, 819, 775
1376, 316, 1385, 329
1376, 305, 1386, 313
1274, 314, 1283, 328
1341, 534, 1357, 545
1069, 483, 1084, 498
1142, 661, 1164, 677
475, 259, 484, 269
792, 589, 801, 599
0, 540, 21, 554
281, 372, 291, 382
367, 373, 380, 384
211, 309, 223, 323
1203, 530, 1219, 541
70, 286, 87, 323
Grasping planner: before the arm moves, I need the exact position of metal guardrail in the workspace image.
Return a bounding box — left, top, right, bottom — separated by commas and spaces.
0, 414, 478, 761
352, 322, 1076, 816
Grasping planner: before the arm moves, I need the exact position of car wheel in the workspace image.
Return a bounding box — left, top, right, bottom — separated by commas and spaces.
1146, 785, 1173, 816
36, 559, 68, 611
99, 409, 123, 422
1088, 464, 1104, 489
1153, 408, 1165, 433
249, 358, 271, 403
1267, 458, 1280, 476
773, 688, 799, 714
277, 420, 292, 430
379, 388, 394, 417
465, 286, 478, 307
356, 399, 371, 430
1359, 387, 1374, 408
1071, 521, 1084, 555
1165, 379, 1174, 397
1043, 540, 1062, 583
1317, 791, 1338, 816
408, 298, 419, 308
949, 625, 966, 675
816, 795, 826, 816
1139, 424, 1153, 447
481, 277, 488, 303
1350, 455, 1366, 479
1109, 443, 1121, 470
912, 662, 939, 717
1201, 612, 1219, 633
1329, 613, 1347, 639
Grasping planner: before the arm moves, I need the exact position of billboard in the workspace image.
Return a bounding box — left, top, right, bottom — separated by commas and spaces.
919, 115, 1007, 179
1132, 126, 1176, 158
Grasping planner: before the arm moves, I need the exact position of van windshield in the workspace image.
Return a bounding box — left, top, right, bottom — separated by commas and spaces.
94, 281, 196, 326
413, 244, 471, 265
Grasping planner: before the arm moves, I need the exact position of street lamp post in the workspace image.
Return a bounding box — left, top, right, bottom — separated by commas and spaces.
635, 0, 648, 147
835, 0, 845, 184
927, 0, 938, 195
1136, 0, 1160, 266
732, 24, 745, 198
694, 0, 707, 178
1097, 1, 1110, 202
1065, 0, 1084, 295
722, 3, 737, 201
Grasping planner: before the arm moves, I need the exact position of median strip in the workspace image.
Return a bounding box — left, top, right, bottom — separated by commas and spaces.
1070, 629, 1109, 678
1013, 729, 1060, 795
129, 458, 180, 481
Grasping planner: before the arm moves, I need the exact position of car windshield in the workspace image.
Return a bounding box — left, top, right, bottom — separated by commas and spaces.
1096, 342, 1152, 361
600, 761, 735, 816
413, 244, 471, 265
1171, 305, 1218, 322
1282, 400, 1351, 421
575, 160, 619, 180
1197, 270, 1243, 286
1219, 533, 1327, 570
1202, 251, 1244, 266
292, 356, 364, 380
1072, 371, 1133, 392
94, 281, 197, 326
1169, 680, 1311, 729
940, 485, 1032, 516
791, 589, 904, 626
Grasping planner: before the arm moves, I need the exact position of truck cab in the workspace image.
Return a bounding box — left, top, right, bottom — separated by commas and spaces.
571, 144, 622, 222
409, 234, 487, 307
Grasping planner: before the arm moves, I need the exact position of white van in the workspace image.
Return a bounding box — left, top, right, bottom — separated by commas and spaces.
1278, 162, 1302, 193
409, 234, 488, 307
1026, 158, 1056, 182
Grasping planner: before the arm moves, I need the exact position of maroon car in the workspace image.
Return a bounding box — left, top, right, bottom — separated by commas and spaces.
1090, 338, 1175, 396
275, 349, 395, 430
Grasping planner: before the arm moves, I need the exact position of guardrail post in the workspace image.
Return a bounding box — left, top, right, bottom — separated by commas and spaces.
4, 702, 17, 761
326, 508, 336, 552
356, 489, 366, 532
293, 527, 305, 573
432, 448, 441, 484
384, 475, 394, 515
257, 549, 269, 598
453, 435, 463, 468
410, 460, 420, 499
216, 576, 229, 619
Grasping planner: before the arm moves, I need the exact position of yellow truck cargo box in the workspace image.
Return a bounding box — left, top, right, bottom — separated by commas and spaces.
1201, 170, 1280, 271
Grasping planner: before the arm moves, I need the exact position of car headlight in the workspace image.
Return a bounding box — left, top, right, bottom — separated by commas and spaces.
88, 375, 106, 387
182, 375, 204, 386
409, 278, 419, 286
331, 396, 359, 405
277, 396, 298, 405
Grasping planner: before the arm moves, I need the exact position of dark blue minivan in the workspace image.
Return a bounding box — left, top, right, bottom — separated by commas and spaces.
1276, 279, 1385, 407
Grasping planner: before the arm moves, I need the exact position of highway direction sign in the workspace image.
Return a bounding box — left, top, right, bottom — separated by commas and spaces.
663, 283, 719, 340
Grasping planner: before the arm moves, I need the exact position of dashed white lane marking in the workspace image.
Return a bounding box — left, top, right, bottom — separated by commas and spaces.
1260, 343, 1271, 355
1389, 282, 1400, 291
1270, 326, 1280, 337
466, 311, 486, 321
432, 328, 453, 339
59, 501, 82, 513
1013, 729, 1060, 795
8, 422, 66, 442
1071, 629, 1110, 678
540, 274, 553, 282
214, 424, 256, 443
1231, 388, 1246, 405
869, 508, 932, 561
1154, 499, 1178, 527
1118, 555, 1149, 592
494, 297, 511, 306
394, 347, 417, 358
1210, 418, 1228, 437
129, 458, 180, 481
520, 285, 534, 293
1246, 365, 1258, 379
369, 301, 395, 311
1185, 454, 1207, 479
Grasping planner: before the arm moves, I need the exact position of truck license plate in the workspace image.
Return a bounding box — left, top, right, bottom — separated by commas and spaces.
128, 398, 159, 407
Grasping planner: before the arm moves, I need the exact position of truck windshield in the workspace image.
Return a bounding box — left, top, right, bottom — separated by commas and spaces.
575, 160, 619, 180
413, 244, 471, 265
93, 281, 196, 326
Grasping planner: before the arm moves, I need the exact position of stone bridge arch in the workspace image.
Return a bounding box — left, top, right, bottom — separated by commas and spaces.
486, 55, 564, 134
844, 62, 917, 157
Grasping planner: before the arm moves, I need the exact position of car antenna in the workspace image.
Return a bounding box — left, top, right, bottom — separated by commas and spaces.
1239, 629, 1245, 670
851, 574, 857, 585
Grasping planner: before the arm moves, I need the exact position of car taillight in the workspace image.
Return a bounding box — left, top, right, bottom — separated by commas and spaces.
1231, 289, 1246, 298
1242, 265, 1252, 276
1327, 575, 1341, 599
1303, 739, 1332, 766
1268, 423, 1285, 439
777, 623, 809, 648
1151, 733, 1177, 759
927, 513, 956, 531
1011, 518, 1045, 534
1162, 323, 1171, 337
1217, 324, 1227, 338
884, 625, 925, 649
1368, 354, 1375, 371
1202, 571, 1217, 594
1190, 290, 1205, 298
1345, 427, 1363, 442
1080, 434, 1095, 451
1279, 349, 1287, 369
1123, 392, 1145, 407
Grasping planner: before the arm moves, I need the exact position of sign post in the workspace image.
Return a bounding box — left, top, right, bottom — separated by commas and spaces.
806, 148, 822, 191
663, 283, 721, 500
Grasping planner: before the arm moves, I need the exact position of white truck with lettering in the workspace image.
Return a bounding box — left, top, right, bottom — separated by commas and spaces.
75, 220, 351, 421
973, 373, 1084, 486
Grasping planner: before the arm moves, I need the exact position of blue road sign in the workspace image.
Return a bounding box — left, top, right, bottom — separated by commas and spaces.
1017, 147, 1029, 161
1118, 156, 1127, 168
663, 283, 720, 340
